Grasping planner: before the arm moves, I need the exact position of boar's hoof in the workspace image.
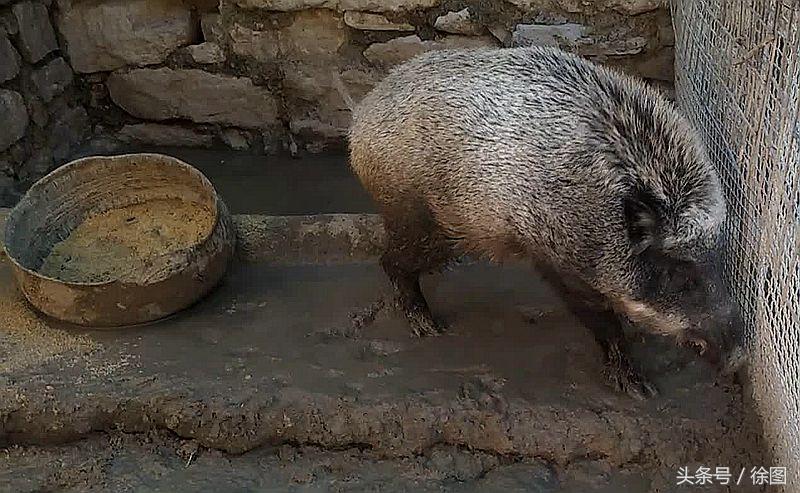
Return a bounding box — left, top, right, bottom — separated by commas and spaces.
406, 308, 447, 337
604, 363, 659, 401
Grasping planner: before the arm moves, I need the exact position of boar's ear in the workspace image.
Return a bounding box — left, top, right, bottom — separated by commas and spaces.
624, 189, 661, 255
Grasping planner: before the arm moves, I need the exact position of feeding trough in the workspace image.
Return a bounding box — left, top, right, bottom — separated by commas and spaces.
3, 153, 235, 327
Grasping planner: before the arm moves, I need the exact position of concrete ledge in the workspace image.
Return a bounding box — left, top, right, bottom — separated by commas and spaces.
233, 213, 384, 264
0, 208, 385, 264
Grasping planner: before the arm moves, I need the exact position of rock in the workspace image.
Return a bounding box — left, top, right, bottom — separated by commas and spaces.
188, 0, 219, 12
58, 0, 195, 73
30, 57, 73, 102
0, 90, 28, 152
340, 0, 437, 11
364, 34, 497, 67
187, 42, 226, 64
117, 124, 213, 148
344, 11, 414, 31
437, 35, 498, 50
280, 10, 346, 62
611, 0, 662, 15
577, 36, 647, 56
12, 1, 58, 63
434, 9, 483, 36
284, 65, 378, 145
285, 64, 377, 105
0, 10, 19, 36
290, 118, 346, 142
284, 64, 335, 102
7, 142, 25, 163
28, 96, 48, 127
20, 151, 54, 182
0, 174, 21, 208
234, 0, 336, 10
230, 24, 278, 62
363, 35, 427, 67
201, 13, 224, 43
106, 68, 280, 129
234, 0, 436, 11
555, 0, 587, 12
339, 67, 379, 101
0, 32, 20, 83
220, 129, 250, 151
510, 23, 587, 48
231, 11, 345, 63
504, 0, 550, 10
83, 135, 122, 155
283, 66, 350, 139
487, 24, 510, 46
534, 12, 568, 25
47, 105, 88, 163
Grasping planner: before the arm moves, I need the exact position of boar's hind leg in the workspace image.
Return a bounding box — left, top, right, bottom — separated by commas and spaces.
539, 267, 658, 400
380, 201, 453, 337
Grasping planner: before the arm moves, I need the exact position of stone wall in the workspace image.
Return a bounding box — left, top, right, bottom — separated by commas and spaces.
64, 0, 674, 156
0, 0, 89, 206
0, 0, 674, 204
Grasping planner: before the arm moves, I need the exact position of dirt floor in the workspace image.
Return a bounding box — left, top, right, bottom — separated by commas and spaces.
0, 250, 769, 492
0, 148, 772, 491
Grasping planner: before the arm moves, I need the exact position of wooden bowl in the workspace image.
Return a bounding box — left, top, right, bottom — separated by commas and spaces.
3, 153, 235, 327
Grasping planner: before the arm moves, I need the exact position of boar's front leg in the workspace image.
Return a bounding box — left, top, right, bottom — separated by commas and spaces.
539, 267, 658, 400
577, 307, 659, 400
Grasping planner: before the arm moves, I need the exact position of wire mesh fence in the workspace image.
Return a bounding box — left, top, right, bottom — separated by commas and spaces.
671, 0, 800, 487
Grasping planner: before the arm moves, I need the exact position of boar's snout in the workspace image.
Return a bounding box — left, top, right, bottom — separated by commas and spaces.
681, 303, 747, 375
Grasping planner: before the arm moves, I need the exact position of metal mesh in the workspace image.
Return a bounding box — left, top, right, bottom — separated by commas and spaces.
671, 0, 800, 487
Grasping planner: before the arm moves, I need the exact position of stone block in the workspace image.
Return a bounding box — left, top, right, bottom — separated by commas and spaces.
0, 90, 28, 152
510, 23, 587, 48
611, 0, 662, 15
117, 123, 213, 147
364, 35, 497, 68
0, 32, 20, 83
107, 68, 280, 129
229, 23, 279, 62
187, 42, 226, 64
434, 9, 483, 36
234, 0, 436, 12
58, 0, 195, 73
12, 1, 58, 63
30, 57, 73, 102
230, 11, 345, 64
344, 11, 414, 31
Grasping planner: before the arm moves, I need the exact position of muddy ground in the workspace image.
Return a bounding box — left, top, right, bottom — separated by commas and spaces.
0, 146, 773, 491
0, 244, 770, 492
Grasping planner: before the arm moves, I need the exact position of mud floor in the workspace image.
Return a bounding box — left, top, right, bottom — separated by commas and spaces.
0, 255, 770, 492
38, 199, 214, 283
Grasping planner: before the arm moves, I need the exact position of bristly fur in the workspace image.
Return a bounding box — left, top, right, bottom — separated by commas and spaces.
348, 46, 727, 333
